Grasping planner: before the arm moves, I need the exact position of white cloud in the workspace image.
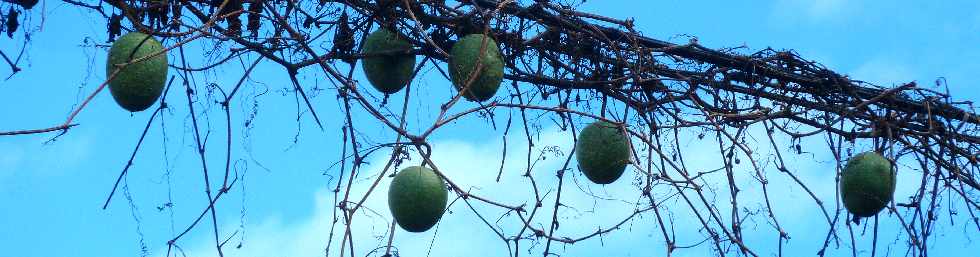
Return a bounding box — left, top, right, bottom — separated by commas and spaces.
0, 132, 93, 182
167, 123, 940, 257
850, 55, 917, 86
772, 0, 852, 21
167, 126, 661, 257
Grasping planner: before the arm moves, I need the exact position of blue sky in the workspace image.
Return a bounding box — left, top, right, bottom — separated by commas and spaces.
1, 1, 978, 256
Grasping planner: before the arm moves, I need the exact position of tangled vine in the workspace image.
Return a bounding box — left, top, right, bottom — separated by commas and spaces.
1, 1, 977, 257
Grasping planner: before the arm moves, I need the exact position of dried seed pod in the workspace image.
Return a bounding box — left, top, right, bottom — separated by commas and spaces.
332, 12, 355, 64
5, 8, 18, 38
220, 0, 243, 37
16, 0, 38, 10
170, 1, 183, 30
108, 13, 123, 41
246, 0, 263, 37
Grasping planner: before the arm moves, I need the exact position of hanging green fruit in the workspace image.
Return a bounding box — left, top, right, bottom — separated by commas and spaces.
449, 34, 503, 102
840, 151, 896, 217
361, 29, 416, 94
106, 32, 168, 112
388, 166, 449, 232
575, 121, 631, 184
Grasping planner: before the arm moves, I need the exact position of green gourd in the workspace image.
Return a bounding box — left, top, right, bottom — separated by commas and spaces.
106, 32, 168, 112
388, 166, 449, 232
575, 121, 631, 184
361, 29, 416, 94
448, 34, 503, 102
840, 151, 896, 217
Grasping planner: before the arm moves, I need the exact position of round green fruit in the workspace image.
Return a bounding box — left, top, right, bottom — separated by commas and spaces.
106, 32, 168, 112
575, 121, 631, 184
448, 34, 504, 102
388, 166, 449, 232
840, 151, 896, 217
362, 29, 416, 94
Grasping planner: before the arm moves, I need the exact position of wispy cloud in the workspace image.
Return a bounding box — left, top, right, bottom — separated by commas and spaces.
0, 133, 93, 183
167, 123, 935, 256
772, 0, 853, 21
850, 55, 917, 86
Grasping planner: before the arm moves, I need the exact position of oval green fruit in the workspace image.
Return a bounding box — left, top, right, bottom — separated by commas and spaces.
840, 151, 896, 217
575, 121, 631, 184
448, 34, 504, 102
362, 29, 416, 94
388, 166, 449, 232
106, 32, 168, 112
